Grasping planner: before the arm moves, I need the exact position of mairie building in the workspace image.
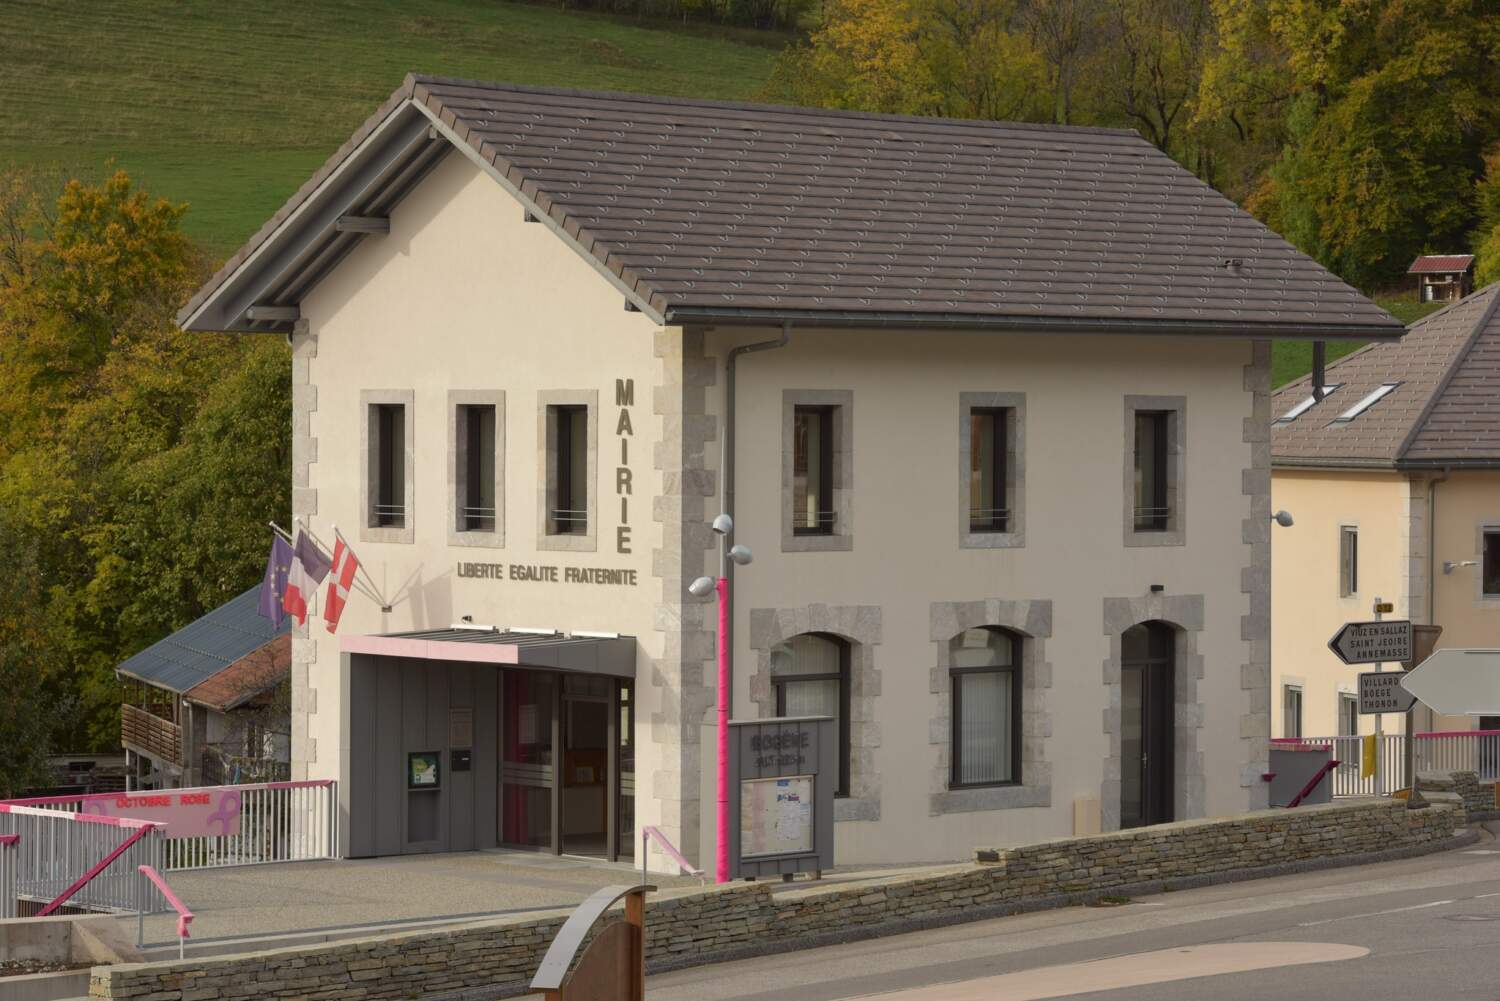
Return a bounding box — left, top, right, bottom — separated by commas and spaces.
179, 75, 1401, 867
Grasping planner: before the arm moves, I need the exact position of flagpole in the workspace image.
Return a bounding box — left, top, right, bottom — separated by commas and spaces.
295, 518, 385, 609
268, 521, 295, 544
331, 524, 393, 612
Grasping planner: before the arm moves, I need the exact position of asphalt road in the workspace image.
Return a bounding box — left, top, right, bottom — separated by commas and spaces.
644, 828, 1500, 1001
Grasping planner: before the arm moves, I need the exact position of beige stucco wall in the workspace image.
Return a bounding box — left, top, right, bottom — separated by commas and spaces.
710, 327, 1266, 863
1431, 472, 1500, 658
1270, 469, 1413, 738
297, 152, 676, 832
289, 146, 1269, 869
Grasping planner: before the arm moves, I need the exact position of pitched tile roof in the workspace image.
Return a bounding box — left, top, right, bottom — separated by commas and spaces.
1272, 283, 1500, 468
1409, 255, 1475, 275
184, 634, 290, 712
117, 587, 288, 694
179, 74, 1401, 340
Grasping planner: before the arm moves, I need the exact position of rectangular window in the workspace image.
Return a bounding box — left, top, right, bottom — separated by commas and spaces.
793, 405, 836, 535
969, 408, 1010, 533
1340, 526, 1359, 597
1133, 410, 1170, 532
457, 404, 497, 532
1484, 530, 1500, 597
548, 405, 588, 536
1339, 694, 1358, 737
374, 403, 405, 528
1284, 686, 1303, 739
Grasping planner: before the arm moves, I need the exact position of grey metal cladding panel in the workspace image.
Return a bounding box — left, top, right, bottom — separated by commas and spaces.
374, 657, 403, 858
474, 667, 499, 848
347, 655, 378, 858
428, 663, 452, 851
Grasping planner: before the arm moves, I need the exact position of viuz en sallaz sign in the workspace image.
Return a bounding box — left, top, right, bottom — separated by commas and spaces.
1328, 619, 1412, 666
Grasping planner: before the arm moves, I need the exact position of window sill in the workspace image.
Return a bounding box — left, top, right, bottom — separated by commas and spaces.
783, 532, 854, 553
1124, 528, 1184, 548
449, 527, 506, 549
361, 523, 414, 545
538, 531, 596, 553
930, 783, 1050, 815
960, 529, 1024, 550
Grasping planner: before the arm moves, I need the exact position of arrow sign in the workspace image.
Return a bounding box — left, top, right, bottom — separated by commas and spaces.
1357, 671, 1416, 714
1400, 649, 1500, 715
1328, 619, 1412, 665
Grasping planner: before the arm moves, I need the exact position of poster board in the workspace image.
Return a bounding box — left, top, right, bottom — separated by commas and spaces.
740, 776, 814, 859
727, 717, 835, 879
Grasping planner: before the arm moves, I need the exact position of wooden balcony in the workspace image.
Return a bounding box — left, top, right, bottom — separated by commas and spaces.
121, 702, 182, 766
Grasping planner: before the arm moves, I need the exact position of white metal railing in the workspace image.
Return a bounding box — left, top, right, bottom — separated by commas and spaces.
642, 825, 704, 885
1414, 730, 1500, 781
0, 804, 165, 914
2, 780, 337, 876
1272, 736, 1408, 797
1, 833, 17, 917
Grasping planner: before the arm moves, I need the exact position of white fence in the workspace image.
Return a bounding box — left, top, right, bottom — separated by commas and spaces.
1, 834, 18, 918
1274, 730, 1500, 800
0, 780, 337, 915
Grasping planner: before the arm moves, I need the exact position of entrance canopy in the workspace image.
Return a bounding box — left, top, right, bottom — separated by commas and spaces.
341, 628, 635, 679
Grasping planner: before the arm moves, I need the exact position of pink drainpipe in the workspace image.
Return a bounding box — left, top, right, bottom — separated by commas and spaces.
716, 575, 730, 884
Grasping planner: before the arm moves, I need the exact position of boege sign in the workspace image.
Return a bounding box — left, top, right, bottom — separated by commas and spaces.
1328, 619, 1413, 666
1357, 671, 1417, 715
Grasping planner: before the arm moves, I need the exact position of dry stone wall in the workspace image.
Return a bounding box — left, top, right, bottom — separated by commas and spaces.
90, 799, 1459, 1001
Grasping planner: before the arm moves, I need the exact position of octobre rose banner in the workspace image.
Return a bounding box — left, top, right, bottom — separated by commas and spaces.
78, 788, 243, 838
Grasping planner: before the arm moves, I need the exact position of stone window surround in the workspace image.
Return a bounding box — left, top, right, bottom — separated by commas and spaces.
781, 390, 854, 553
958, 392, 1026, 550
1337, 521, 1361, 600
537, 389, 599, 553
1123, 395, 1187, 548
928, 599, 1053, 816
749, 603, 882, 822
360, 388, 415, 545
447, 390, 506, 549
1100, 593, 1205, 832
1474, 521, 1500, 604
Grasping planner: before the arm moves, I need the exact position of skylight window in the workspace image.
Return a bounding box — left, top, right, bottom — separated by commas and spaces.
1329, 383, 1400, 424
1274, 385, 1342, 424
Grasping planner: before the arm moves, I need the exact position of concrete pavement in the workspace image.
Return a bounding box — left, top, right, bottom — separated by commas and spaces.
637, 825, 1500, 1001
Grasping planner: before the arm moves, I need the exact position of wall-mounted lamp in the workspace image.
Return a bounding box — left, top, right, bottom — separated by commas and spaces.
1272, 510, 1295, 527
1442, 559, 1478, 574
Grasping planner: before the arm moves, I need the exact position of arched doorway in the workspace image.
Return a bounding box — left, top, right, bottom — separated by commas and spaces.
1121, 621, 1176, 828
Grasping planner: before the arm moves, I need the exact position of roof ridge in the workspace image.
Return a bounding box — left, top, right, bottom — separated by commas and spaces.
406, 73, 1147, 140
1394, 282, 1500, 461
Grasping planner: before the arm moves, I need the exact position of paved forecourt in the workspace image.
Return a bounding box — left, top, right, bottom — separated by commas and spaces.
137, 849, 703, 949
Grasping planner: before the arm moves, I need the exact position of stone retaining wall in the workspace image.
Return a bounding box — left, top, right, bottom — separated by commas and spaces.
89, 799, 1459, 1000
1418, 771, 1498, 817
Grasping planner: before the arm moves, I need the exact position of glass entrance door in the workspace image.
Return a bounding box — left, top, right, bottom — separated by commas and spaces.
1120, 622, 1175, 829
501, 671, 555, 848
560, 676, 610, 857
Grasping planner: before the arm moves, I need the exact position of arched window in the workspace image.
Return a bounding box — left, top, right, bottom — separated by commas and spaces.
949, 627, 1022, 787
770, 633, 849, 796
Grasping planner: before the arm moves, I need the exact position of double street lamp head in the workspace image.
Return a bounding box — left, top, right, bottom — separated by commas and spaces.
1272, 510, 1295, 528
688, 576, 717, 597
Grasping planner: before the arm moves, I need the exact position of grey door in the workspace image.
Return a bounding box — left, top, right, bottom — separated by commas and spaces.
1121, 622, 1175, 829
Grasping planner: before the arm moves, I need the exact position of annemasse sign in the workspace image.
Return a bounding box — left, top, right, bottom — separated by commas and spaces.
1328, 619, 1412, 666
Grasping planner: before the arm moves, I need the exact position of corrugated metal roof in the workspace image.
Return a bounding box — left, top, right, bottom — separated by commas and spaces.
184, 634, 290, 712
179, 74, 1401, 341
1409, 255, 1475, 275
117, 586, 289, 694
1273, 282, 1500, 467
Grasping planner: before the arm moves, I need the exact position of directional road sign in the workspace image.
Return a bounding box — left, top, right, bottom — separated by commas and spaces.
1357, 671, 1417, 714
1400, 649, 1500, 715
1328, 619, 1412, 666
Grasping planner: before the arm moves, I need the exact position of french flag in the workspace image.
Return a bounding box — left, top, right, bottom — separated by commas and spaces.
282, 531, 331, 627
325, 537, 360, 634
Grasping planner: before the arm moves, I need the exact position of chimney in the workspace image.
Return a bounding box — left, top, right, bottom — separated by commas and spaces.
1312, 341, 1326, 402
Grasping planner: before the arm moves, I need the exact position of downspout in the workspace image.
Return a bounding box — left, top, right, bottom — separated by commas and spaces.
721, 321, 792, 716
1425, 466, 1452, 734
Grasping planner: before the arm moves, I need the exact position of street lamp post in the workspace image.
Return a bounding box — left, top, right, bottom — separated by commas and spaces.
690, 514, 752, 884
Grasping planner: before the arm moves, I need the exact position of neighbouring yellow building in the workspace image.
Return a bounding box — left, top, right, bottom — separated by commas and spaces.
1272, 285, 1500, 743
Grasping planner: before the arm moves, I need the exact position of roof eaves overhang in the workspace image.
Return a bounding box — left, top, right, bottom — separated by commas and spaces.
178, 100, 451, 334
1271, 455, 1400, 470
341, 631, 637, 679
665, 306, 1404, 340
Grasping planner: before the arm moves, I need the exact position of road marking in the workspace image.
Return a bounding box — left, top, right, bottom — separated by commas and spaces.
1462, 850, 1500, 855
1475, 892, 1500, 899
1297, 899, 1452, 927
846, 943, 1368, 1001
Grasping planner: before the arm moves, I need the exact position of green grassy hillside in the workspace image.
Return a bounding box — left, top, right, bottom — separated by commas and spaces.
0, 0, 781, 253
1271, 297, 1445, 388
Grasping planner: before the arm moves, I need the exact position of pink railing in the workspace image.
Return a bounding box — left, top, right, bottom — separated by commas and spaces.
1414, 729, 1500, 780
137, 865, 193, 959
642, 825, 704, 885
